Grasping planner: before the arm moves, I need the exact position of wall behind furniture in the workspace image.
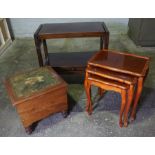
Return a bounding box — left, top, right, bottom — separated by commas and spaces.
9, 18, 129, 38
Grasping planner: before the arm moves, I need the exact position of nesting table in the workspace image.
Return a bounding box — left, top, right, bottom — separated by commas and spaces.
34, 22, 109, 83
85, 50, 150, 127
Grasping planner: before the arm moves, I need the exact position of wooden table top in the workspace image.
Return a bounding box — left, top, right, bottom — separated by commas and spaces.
49, 51, 97, 68
87, 65, 137, 84
88, 50, 150, 77
37, 22, 109, 39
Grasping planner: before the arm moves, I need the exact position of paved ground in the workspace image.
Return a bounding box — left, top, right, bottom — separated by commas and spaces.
0, 23, 155, 136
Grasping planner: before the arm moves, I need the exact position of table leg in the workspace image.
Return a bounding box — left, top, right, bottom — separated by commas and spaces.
84, 72, 89, 112
119, 89, 127, 127
98, 88, 105, 96
100, 34, 109, 50
43, 39, 49, 65
84, 76, 92, 115
100, 36, 104, 50
34, 37, 43, 67
130, 77, 144, 121
144, 68, 149, 82
123, 85, 134, 127
98, 35, 109, 95
104, 33, 109, 49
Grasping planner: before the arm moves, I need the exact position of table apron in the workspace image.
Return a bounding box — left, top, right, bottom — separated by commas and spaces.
38, 33, 107, 39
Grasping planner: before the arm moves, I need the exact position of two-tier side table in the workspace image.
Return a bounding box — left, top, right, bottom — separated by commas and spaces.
34, 22, 109, 83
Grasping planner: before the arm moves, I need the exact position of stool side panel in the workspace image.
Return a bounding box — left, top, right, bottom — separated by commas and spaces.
16, 86, 68, 127
16, 86, 67, 111
4, 80, 16, 106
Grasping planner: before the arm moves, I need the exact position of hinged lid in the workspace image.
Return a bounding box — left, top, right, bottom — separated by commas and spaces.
6, 67, 66, 100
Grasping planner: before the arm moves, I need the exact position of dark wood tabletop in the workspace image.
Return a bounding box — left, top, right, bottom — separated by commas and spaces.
88, 50, 150, 77
34, 22, 110, 77
49, 51, 97, 68
37, 22, 109, 39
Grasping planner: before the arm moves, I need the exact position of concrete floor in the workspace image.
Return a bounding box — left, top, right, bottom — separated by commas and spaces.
0, 23, 155, 136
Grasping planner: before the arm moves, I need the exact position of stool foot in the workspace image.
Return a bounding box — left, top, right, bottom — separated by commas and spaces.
25, 126, 33, 135
62, 111, 68, 118
25, 122, 38, 134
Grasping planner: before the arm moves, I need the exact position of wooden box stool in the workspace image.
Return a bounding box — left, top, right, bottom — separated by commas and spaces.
5, 67, 68, 134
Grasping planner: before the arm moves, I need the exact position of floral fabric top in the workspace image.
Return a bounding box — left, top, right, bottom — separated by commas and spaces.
9, 67, 60, 98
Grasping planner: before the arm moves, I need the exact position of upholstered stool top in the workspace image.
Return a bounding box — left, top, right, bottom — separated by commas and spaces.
8, 67, 61, 98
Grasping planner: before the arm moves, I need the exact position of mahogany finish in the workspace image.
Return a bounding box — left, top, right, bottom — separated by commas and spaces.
5, 67, 68, 134
88, 50, 149, 77
49, 51, 97, 68
34, 22, 109, 74
84, 71, 129, 127
85, 50, 150, 127
38, 22, 109, 39
87, 65, 137, 85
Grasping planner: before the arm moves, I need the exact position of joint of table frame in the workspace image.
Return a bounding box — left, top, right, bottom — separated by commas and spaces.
34, 24, 43, 38
102, 22, 109, 34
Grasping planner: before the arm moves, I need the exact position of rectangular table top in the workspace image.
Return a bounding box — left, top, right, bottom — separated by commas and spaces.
36, 22, 109, 39
49, 51, 97, 68
88, 50, 150, 77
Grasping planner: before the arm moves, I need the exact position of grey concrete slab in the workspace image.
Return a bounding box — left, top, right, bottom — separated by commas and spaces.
0, 23, 155, 136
